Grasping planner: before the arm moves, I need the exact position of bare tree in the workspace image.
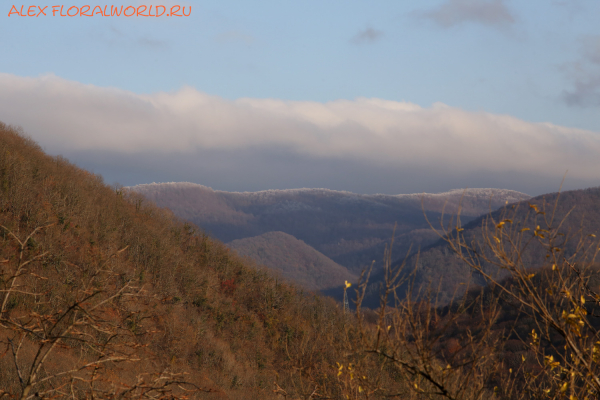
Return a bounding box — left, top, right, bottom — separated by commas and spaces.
0, 224, 198, 399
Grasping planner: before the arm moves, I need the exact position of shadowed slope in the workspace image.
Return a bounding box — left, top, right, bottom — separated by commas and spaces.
131, 182, 529, 276
228, 231, 358, 291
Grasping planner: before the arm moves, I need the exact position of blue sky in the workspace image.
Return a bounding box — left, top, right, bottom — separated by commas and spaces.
1, 0, 600, 195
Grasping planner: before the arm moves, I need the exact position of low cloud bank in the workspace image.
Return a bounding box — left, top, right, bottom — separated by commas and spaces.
0, 73, 599, 190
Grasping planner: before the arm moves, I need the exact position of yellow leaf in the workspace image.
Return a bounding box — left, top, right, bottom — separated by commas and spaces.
527, 274, 535, 279
552, 264, 556, 270
345, 280, 351, 289
496, 222, 505, 228
581, 295, 586, 305
457, 228, 464, 232
520, 228, 530, 232
560, 382, 568, 393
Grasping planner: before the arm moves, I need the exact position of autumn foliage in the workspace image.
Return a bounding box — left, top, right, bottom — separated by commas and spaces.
4, 121, 600, 400
0, 123, 410, 399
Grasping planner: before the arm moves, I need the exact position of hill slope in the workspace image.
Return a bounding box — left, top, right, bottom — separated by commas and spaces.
0, 123, 407, 399
350, 186, 600, 308
228, 231, 357, 291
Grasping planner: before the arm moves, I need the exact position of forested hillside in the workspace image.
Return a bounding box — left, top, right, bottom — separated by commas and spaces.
228, 231, 357, 291
352, 185, 600, 307
0, 123, 407, 399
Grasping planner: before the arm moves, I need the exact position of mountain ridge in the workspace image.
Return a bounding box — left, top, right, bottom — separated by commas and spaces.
129, 181, 531, 297
348, 185, 600, 308
130, 181, 529, 209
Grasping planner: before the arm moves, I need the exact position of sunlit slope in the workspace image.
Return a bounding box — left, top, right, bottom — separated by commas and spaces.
0, 123, 404, 398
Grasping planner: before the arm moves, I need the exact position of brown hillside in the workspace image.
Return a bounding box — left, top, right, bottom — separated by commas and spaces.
0, 123, 407, 399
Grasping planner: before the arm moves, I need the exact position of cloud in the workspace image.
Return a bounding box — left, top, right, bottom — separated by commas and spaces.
0, 73, 599, 192
561, 36, 600, 107
91, 24, 168, 50
419, 0, 515, 29
215, 30, 255, 46
350, 28, 384, 44
137, 36, 169, 49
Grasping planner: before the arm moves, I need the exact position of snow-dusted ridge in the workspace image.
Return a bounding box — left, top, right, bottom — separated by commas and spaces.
129, 182, 359, 197
129, 182, 214, 191
128, 182, 530, 202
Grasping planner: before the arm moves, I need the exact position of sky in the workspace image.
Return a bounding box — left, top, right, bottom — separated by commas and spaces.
1, 0, 600, 195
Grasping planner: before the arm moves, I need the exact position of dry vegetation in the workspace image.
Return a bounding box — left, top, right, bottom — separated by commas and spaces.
349, 189, 600, 399
0, 123, 409, 399
2, 121, 600, 400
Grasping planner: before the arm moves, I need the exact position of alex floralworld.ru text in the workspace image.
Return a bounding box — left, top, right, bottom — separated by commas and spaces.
8, 5, 191, 17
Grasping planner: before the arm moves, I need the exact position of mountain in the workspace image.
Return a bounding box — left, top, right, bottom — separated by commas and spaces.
228, 231, 357, 291
350, 186, 600, 308
129, 182, 530, 278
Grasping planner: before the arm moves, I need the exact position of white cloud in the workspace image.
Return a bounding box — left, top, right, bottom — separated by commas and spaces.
1, 73, 600, 182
